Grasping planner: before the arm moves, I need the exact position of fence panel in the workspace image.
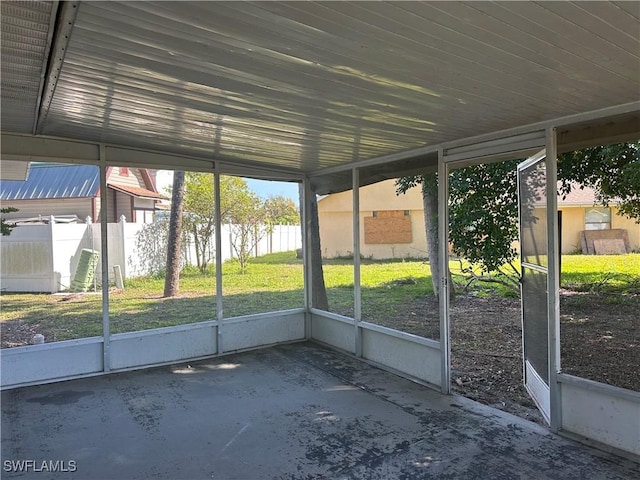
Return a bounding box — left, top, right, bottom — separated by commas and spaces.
1, 222, 302, 292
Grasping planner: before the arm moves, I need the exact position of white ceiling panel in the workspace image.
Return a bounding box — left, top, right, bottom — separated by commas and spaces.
1, 1, 639, 181
0, 0, 56, 133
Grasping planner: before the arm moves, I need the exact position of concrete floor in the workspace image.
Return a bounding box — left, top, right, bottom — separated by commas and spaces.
2, 342, 638, 480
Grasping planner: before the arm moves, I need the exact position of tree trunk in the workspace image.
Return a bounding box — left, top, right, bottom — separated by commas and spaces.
164, 171, 185, 297
300, 184, 329, 310
422, 172, 455, 301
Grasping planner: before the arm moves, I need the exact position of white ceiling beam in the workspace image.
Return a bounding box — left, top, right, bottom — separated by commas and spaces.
35, 1, 79, 134
0, 133, 303, 181
311, 101, 640, 179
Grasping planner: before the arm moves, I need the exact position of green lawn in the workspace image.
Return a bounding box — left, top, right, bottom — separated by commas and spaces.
560, 253, 640, 294
1, 251, 638, 345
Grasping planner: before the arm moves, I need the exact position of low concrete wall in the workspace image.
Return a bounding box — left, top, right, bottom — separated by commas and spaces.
310, 310, 441, 389
222, 310, 306, 353
109, 322, 219, 371
559, 373, 640, 457
310, 310, 356, 354
0, 312, 306, 389
0, 337, 103, 387
361, 322, 441, 388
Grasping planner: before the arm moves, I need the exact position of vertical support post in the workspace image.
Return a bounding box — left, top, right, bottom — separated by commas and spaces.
438, 148, 450, 393
546, 127, 562, 432
353, 168, 362, 357
214, 165, 224, 354
99, 146, 110, 373
302, 177, 312, 339
49, 216, 56, 293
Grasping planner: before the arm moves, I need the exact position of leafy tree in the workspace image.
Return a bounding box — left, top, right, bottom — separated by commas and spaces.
183, 172, 216, 273
223, 177, 267, 274
173, 174, 298, 275
397, 141, 639, 294
557, 142, 640, 220
1, 207, 18, 236
263, 195, 300, 226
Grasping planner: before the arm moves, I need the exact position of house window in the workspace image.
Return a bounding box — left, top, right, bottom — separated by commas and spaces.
404, 210, 410, 216
372, 211, 378, 217
585, 207, 611, 230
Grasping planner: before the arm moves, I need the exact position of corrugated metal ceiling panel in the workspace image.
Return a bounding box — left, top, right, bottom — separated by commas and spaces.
2, 1, 639, 176
0, 1, 55, 133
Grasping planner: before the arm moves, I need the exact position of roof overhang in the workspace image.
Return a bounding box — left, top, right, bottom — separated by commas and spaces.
1, 1, 638, 195
0, 160, 31, 181
108, 183, 164, 201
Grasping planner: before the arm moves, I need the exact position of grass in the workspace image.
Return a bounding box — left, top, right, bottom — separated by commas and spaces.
1, 252, 638, 345
560, 254, 640, 294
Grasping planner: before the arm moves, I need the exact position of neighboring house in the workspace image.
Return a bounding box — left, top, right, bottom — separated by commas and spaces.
557, 184, 639, 254
0, 163, 163, 224
318, 179, 640, 259
318, 179, 427, 260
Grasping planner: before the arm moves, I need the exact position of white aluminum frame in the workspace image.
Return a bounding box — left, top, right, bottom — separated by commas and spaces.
2, 103, 638, 457
545, 128, 562, 432
352, 168, 362, 357
214, 165, 224, 354
438, 148, 451, 394
99, 147, 110, 372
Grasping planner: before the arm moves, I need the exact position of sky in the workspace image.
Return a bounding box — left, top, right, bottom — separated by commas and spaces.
155, 171, 299, 205
246, 178, 299, 203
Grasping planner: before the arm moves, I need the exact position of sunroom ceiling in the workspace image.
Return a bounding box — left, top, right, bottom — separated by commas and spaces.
1, 1, 639, 187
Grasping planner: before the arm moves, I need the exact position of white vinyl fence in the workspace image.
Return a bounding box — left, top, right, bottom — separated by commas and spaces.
1, 219, 301, 293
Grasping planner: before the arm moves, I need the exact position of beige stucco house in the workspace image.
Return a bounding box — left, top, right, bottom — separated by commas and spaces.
318, 179, 427, 259
318, 179, 639, 259
557, 186, 639, 254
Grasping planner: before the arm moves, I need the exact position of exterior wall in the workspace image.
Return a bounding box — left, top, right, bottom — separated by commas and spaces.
1, 198, 92, 222
319, 180, 640, 258
319, 210, 353, 258
559, 206, 640, 254
558, 207, 585, 254
115, 190, 133, 222
104, 188, 116, 223
611, 206, 640, 252
318, 179, 427, 259
108, 167, 146, 188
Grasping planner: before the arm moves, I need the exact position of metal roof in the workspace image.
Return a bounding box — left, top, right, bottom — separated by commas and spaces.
0, 163, 99, 200
1, 1, 639, 192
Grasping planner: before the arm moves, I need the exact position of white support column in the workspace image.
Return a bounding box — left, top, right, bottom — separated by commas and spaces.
546, 127, 562, 432
214, 165, 224, 354
438, 148, 451, 393
99, 145, 110, 372
353, 168, 362, 357
302, 177, 312, 339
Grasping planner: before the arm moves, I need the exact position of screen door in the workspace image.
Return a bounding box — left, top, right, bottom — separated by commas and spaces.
518, 150, 551, 423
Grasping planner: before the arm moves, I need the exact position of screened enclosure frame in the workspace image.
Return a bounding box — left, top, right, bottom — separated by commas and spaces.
1, 103, 639, 459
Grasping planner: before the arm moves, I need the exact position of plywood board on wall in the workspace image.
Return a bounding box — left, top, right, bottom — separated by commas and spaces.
580, 229, 630, 254
364, 211, 412, 244
593, 239, 627, 255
